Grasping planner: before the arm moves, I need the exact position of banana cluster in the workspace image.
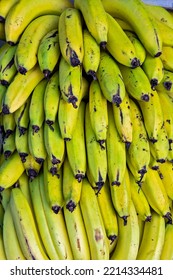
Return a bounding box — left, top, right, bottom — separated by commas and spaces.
0, 0, 173, 260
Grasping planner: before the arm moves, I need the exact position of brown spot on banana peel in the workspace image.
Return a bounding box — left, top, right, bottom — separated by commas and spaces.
32, 125, 40, 134
63, 84, 78, 108
164, 81, 172, 91
65, 39, 81, 67
45, 120, 54, 131
94, 228, 103, 242
112, 84, 122, 106
108, 234, 117, 244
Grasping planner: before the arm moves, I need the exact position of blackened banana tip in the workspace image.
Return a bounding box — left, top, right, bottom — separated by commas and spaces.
52, 205, 61, 214
18, 65, 27, 75
131, 57, 140, 68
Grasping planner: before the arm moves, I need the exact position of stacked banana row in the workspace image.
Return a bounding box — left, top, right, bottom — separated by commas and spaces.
0, 0, 173, 260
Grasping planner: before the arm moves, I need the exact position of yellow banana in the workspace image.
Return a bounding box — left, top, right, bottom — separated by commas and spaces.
138, 216, 145, 246
38, 29, 60, 78
112, 91, 133, 146
44, 119, 65, 173
160, 221, 173, 260
97, 51, 126, 106
83, 29, 100, 80
85, 103, 107, 194
142, 167, 171, 221
3, 132, 16, 159
23, 153, 42, 181
114, 18, 133, 32
0, 84, 6, 113
129, 171, 151, 222
80, 178, 109, 260
89, 80, 108, 146
17, 171, 32, 209
0, 0, 19, 22
0, 203, 6, 260
29, 79, 48, 134
43, 158, 64, 214
119, 63, 152, 102
101, 0, 162, 57
14, 97, 31, 136
59, 55, 82, 108
15, 125, 29, 164
106, 102, 126, 187
106, 13, 140, 68
126, 99, 150, 184
160, 46, 173, 71
0, 150, 24, 190
66, 101, 86, 182
158, 161, 173, 200
2, 64, 44, 114
58, 76, 88, 140
5, 0, 72, 45
111, 200, 139, 260
156, 69, 173, 96
15, 15, 59, 74
124, 30, 146, 65
3, 203, 26, 260
97, 179, 118, 245
44, 71, 60, 129
137, 210, 165, 260
3, 112, 15, 138
110, 167, 131, 226
0, 44, 17, 86
62, 157, 82, 212
0, 188, 11, 210
10, 187, 48, 260
142, 52, 164, 90
39, 172, 73, 260
74, 0, 108, 47
64, 204, 91, 260
59, 8, 83, 67
154, 18, 173, 47
29, 175, 60, 260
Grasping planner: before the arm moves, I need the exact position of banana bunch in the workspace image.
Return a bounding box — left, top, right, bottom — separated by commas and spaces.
1, 0, 173, 260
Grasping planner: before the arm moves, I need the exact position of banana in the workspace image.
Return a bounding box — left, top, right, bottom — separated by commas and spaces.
29, 175, 60, 260
106, 102, 126, 187
5, 0, 72, 45
112, 91, 133, 146
44, 71, 60, 129
0, 188, 11, 210
144, 3, 173, 29
29, 79, 48, 134
43, 158, 64, 214
160, 46, 173, 71
129, 171, 152, 222
3, 132, 16, 159
0, 0, 19, 22
14, 97, 30, 136
74, 0, 108, 48
111, 200, 139, 260
137, 210, 165, 260
39, 172, 73, 260
0, 203, 6, 260
44, 119, 65, 173
17, 171, 32, 209
119, 64, 152, 102
138, 89, 169, 163
141, 167, 172, 221
3, 112, 15, 138
59, 8, 83, 67
114, 18, 133, 32
0, 84, 6, 113
15, 125, 29, 163
160, 221, 173, 260
83, 29, 100, 80
59, 55, 82, 108
158, 161, 173, 200
15, 15, 59, 74
158, 91, 173, 161
85, 103, 107, 194
124, 30, 146, 65
3, 202, 26, 260
110, 167, 131, 226
126, 99, 150, 184
58, 76, 88, 140
62, 157, 82, 212
106, 13, 140, 68
64, 204, 91, 260
156, 69, 173, 97
101, 0, 162, 57
0, 151, 24, 190
0, 44, 17, 86
154, 18, 173, 47
142, 52, 164, 90
89, 80, 108, 146
138, 216, 145, 246
23, 154, 42, 181
28, 123, 46, 165
9, 187, 48, 260
97, 179, 118, 245
80, 178, 109, 260
2, 64, 44, 114
38, 29, 60, 78
97, 51, 126, 106
0, 42, 10, 60
66, 101, 86, 182
0, 22, 5, 40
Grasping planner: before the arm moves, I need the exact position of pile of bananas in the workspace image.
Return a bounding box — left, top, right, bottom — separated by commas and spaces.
0, 0, 173, 260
